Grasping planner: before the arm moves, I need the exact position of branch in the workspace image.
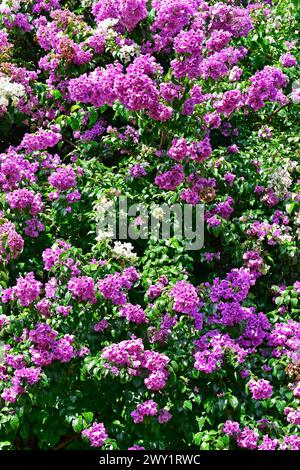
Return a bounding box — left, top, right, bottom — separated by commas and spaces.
267, 102, 291, 121
62, 137, 78, 149
54, 435, 78, 450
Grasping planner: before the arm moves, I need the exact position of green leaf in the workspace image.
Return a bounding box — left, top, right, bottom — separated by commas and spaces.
72, 416, 84, 433
10, 414, 19, 431
183, 400, 193, 411
82, 412, 94, 424
229, 396, 239, 409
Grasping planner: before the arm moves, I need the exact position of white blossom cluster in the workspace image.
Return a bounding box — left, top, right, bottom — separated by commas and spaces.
94, 197, 115, 241
0, 75, 25, 112
268, 160, 298, 198
294, 211, 300, 239
118, 43, 141, 64
112, 241, 138, 261
97, 18, 118, 42
0, 0, 23, 13
291, 80, 300, 104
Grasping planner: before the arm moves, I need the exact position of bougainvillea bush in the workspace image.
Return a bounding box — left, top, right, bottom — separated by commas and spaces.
0, 0, 299, 451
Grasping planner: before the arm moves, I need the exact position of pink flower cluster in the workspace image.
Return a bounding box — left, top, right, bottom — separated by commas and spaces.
131, 400, 172, 425
29, 323, 75, 366
0, 221, 24, 262
101, 337, 170, 390
194, 330, 248, 374
223, 420, 300, 450
2, 272, 42, 306
93, 0, 148, 32
170, 280, 200, 316
6, 189, 43, 215
98, 267, 139, 305
248, 378, 273, 400
119, 303, 148, 324
19, 128, 62, 152
0, 150, 38, 191
82, 422, 108, 448
67, 276, 97, 304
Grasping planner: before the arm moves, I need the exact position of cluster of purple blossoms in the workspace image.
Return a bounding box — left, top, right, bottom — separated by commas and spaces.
68, 63, 123, 108
158, 409, 172, 424
155, 164, 184, 191
167, 136, 212, 163
117, 55, 172, 121
129, 163, 147, 178
1, 321, 76, 403
284, 407, 300, 425
42, 240, 71, 271
208, 3, 253, 38
92, 0, 148, 32
245, 66, 288, 111
223, 421, 300, 450
151, 0, 200, 50
183, 85, 210, 115
268, 320, 300, 359
194, 330, 247, 374
222, 421, 259, 449
98, 267, 139, 305
32, 0, 61, 14
67, 276, 96, 304
247, 219, 292, 245
248, 379, 273, 400
3, 13, 32, 33
258, 435, 279, 451
148, 313, 178, 344
56, 305, 72, 317
280, 53, 297, 68
222, 420, 240, 436
223, 172, 236, 187
48, 165, 77, 191
69, 55, 173, 122
94, 319, 109, 333
1, 365, 41, 403
0, 221, 24, 262
82, 422, 108, 448
2, 272, 42, 306
101, 336, 144, 372
131, 401, 172, 425
76, 120, 106, 142
19, 128, 62, 152
160, 82, 183, 103
242, 251, 264, 279
206, 30, 232, 52
119, 303, 148, 324
238, 310, 270, 349
170, 280, 200, 316
101, 337, 170, 390
147, 275, 168, 299
131, 400, 158, 423
24, 217, 45, 238
0, 30, 10, 51
181, 175, 216, 205
6, 189, 43, 215
236, 426, 259, 450
29, 323, 75, 366
0, 151, 38, 191
280, 435, 300, 450
200, 46, 248, 81
210, 267, 256, 303
36, 298, 51, 317
214, 89, 243, 117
